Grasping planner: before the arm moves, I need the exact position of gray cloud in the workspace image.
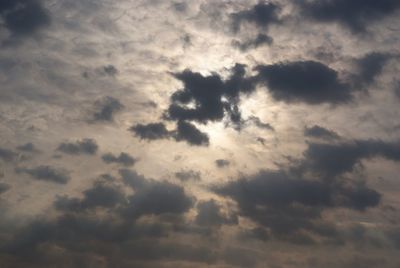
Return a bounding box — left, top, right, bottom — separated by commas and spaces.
304, 125, 341, 141
16, 165, 70, 184
57, 139, 98, 155
0, 0, 51, 38
215, 159, 230, 168
102, 152, 137, 167
256, 60, 352, 104
0, 147, 17, 162
298, 0, 400, 33
93, 96, 124, 122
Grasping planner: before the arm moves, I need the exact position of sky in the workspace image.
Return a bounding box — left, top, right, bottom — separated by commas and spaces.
0, 0, 400, 267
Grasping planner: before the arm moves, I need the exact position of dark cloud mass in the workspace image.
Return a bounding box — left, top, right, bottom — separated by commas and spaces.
256, 60, 352, 104
231, 2, 280, 32
299, 0, 400, 33
1, 0, 400, 267
119, 169, 194, 220
301, 139, 400, 178
0, 147, 17, 162
215, 159, 230, 168
57, 139, 98, 155
232, 33, 273, 51
130, 122, 170, 140
0, 0, 50, 37
353, 52, 391, 88
93, 96, 124, 122
102, 152, 137, 166
15, 165, 70, 184
304, 125, 340, 140
173, 121, 209, 146
214, 170, 380, 236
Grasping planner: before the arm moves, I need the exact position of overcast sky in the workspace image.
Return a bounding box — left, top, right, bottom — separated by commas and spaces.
0, 0, 400, 267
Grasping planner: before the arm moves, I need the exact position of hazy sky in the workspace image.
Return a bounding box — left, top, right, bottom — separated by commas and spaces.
1, 0, 400, 267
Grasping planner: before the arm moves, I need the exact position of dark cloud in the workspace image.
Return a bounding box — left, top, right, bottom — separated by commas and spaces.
215, 159, 230, 168
92, 96, 123, 122
54, 180, 125, 212
256, 60, 352, 104
213, 170, 380, 236
247, 116, 274, 131
304, 125, 341, 141
165, 64, 256, 125
232, 33, 273, 51
222, 247, 258, 268
16, 143, 38, 153
0, 0, 50, 37
131, 121, 209, 146
173, 121, 209, 146
102, 152, 137, 167
175, 170, 201, 182
130, 122, 170, 140
0, 147, 17, 162
298, 0, 400, 33
16, 165, 70, 184
119, 169, 194, 220
353, 52, 391, 88
231, 2, 280, 32
300, 140, 400, 178
0, 183, 10, 194
103, 65, 118, 76
195, 199, 237, 227
57, 139, 98, 155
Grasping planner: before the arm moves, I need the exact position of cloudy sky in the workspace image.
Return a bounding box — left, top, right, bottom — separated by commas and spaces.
0, 0, 400, 267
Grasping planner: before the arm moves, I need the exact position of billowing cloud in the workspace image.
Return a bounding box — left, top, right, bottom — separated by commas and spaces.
15, 165, 70, 184
231, 2, 280, 32
92, 96, 124, 122
0, 147, 16, 162
57, 139, 98, 155
195, 199, 237, 227
119, 169, 194, 220
304, 125, 341, 141
0, 0, 50, 37
102, 152, 137, 167
256, 60, 352, 104
298, 0, 400, 33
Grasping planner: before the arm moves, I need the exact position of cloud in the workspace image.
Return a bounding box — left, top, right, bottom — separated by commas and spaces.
103, 65, 118, 76
195, 199, 237, 227
0, 183, 11, 194
298, 0, 400, 33
119, 169, 195, 220
232, 33, 273, 51
256, 60, 352, 104
353, 52, 391, 88
102, 152, 137, 167
16, 165, 70, 184
130, 122, 171, 140
247, 116, 274, 131
54, 180, 125, 212
213, 170, 380, 236
57, 139, 98, 155
165, 64, 256, 125
231, 2, 280, 32
173, 121, 209, 146
16, 143, 39, 153
131, 121, 209, 146
0, 147, 17, 162
304, 125, 341, 141
0, 0, 51, 37
93, 96, 124, 122
175, 170, 201, 182
300, 139, 400, 178
215, 159, 230, 168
